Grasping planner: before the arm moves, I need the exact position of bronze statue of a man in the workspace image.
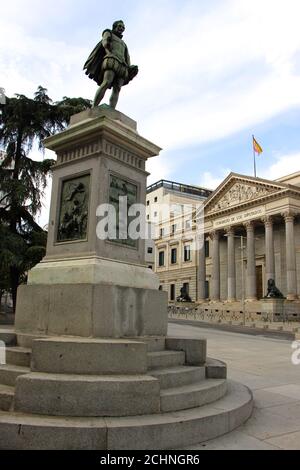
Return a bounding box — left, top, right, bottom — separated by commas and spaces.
84, 20, 138, 109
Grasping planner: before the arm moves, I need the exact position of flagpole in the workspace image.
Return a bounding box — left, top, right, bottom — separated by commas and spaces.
252, 135, 257, 178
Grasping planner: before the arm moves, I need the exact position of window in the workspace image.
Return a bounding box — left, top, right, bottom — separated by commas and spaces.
171, 248, 177, 264
148, 265, 153, 270
160, 228, 165, 238
171, 224, 177, 234
154, 197, 158, 203
159, 251, 165, 267
147, 201, 150, 206
154, 211, 158, 217
147, 215, 150, 220
205, 240, 210, 258
205, 281, 209, 299
170, 284, 175, 301
147, 247, 153, 254
184, 245, 191, 262
185, 220, 192, 230
159, 285, 163, 291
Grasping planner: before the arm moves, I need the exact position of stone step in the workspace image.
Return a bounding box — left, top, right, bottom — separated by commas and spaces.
0, 385, 14, 412
0, 381, 253, 450
139, 337, 166, 352
6, 348, 31, 368
160, 379, 227, 412
149, 366, 206, 389
31, 337, 147, 375
147, 351, 185, 369
0, 329, 17, 346
206, 358, 227, 379
16, 333, 46, 349
14, 373, 161, 417
0, 364, 30, 386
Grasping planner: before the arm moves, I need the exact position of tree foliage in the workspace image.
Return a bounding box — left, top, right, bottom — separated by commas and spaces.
0, 86, 92, 310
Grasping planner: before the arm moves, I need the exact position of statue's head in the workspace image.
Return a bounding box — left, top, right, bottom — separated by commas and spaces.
268, 279, 275, 288
112, 20, 125, 38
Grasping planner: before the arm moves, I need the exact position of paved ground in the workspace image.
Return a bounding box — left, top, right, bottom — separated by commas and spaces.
169, 321, 300, 450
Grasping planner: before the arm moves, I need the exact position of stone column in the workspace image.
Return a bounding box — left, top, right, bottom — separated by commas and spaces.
197, 237, 206, 301
244, 221, 257, 301
210, 231, 220, 301
283, 212, 298, 300
263, 216, 275, 284
226, 227, 236, 302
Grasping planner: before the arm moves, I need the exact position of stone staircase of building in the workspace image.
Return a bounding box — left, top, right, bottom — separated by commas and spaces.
0, 328, 253, 450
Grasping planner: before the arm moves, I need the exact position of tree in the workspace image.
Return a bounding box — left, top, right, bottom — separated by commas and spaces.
0, 86, 92, 310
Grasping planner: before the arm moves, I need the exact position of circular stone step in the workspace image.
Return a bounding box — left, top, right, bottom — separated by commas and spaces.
0, 381, 253, 450
160, 378, 227, 412
14, 373, 161, 417
149, 365, 206, 389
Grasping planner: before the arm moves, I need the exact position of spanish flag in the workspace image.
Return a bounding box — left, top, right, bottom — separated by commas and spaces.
253, 136, 263, 155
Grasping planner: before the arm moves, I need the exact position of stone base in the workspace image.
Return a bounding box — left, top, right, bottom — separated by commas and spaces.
15, 283, 168, 339
261, 298, 285, 322
28, 257, 159, 290
284, 300, 300, 321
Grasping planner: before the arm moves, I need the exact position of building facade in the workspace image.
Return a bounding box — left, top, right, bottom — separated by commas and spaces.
149, 173, 300, 317
146, 180, 212, 302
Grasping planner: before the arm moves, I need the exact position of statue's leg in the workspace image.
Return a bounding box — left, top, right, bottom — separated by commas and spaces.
93, 70, 115, 107
109, 78, 124, 109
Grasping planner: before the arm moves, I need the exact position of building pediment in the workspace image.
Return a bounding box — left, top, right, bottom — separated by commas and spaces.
205, 173, 291, 215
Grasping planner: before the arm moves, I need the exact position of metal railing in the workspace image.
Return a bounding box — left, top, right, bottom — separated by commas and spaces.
168, 304, 300, 324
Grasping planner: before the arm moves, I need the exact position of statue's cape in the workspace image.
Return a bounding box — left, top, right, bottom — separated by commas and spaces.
83, 30, 136, 87
83, 30, 109, 86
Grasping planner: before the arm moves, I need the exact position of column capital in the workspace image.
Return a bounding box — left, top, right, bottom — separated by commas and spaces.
244, 220, 254, 232
224, 226, 235, 236
261, 215, 273, 227
209, 230, 220, 241
282, 211, 297, 223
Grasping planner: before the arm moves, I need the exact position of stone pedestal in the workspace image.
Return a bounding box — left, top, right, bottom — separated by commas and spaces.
15, 106, 168, 340
283, 300, 300, 321
260, 298, 285, 322
1, 107, 253, 449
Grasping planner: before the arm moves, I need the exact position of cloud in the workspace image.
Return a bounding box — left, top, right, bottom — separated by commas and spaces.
2, 0, 300, 225
0, 15, 94, 101
124, 0, 300, 149
146, 155, 175, 185
198, 169, 231, 191
2, 0, 300, 153
261, 152, 300, 181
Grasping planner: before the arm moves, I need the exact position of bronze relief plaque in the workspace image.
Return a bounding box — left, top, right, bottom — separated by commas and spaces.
109, 175, 138, 248
57, 175, 90, 243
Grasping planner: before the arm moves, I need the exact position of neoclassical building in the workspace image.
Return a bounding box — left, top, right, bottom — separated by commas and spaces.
152, 172, 300, 318
199, 172, 300, 316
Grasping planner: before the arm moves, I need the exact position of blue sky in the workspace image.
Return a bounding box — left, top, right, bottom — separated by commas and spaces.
1, 0, 300, 223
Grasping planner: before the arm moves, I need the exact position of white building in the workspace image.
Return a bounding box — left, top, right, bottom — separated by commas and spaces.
146, 180, 212, 300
